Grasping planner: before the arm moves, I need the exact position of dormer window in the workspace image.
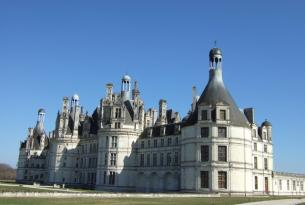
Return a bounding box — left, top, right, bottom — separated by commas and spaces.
220, 110, 226, 120
201, 110, 208, 120
161, 126, 166, 136
115, 108, 121, 119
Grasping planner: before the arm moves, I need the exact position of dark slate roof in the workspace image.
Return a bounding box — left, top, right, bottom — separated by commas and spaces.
124, 100, 134, 125
140, 123, 181, 138
166, 109, 178, 124
90, 108, 99, 134
185, 68, 249, 127
262, 120, 272, 127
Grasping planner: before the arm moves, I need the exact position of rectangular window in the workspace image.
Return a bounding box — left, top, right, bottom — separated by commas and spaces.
103, 171, 107, 184
166, 153, 171, 166
254, 143, 257, 151
279, 179, 282, 190
200, 171, 209, 188
287, 180, 290, 190
300, 181, 304, 191
110, 153, 116, 166
218, 127, 227, 138
109, 171, 115, 185
264, 145, 267, 153
255, 176, 258, 190
161, 139, 164, 147
264, 158, 268, 170
174, 152, 178, 165
201, 127, 209, 138
220, 109, 226, 120
218, 171, 227, 189
160, 153, 164, 166
140, 154, 144, 166
115, 108, 121, 118
293, 180, 296, 191
111, 136, 118, 148
153, 153, 157, 166
167, 137, 172, 146
146, 154, 150, 167
218, 146, 227, 162
115, 122, 121, 129
148, 140, 151, 148
254, 157, 258, 169
104, 153, 108, 165
201, 110, 208, 120
141, 141, 144, 149
154, 139, 157, 148
106, 136, 109, 147
201, 145, 209, 162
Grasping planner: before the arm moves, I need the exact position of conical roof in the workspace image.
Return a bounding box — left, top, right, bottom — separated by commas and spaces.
183, 63, 250, 127
197, 67, 249, 127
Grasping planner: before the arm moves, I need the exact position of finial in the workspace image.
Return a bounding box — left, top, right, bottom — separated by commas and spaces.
214, 40, 217, 47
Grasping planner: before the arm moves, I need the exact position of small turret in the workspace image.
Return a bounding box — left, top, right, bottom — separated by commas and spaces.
106, 83, 113, 101
262, 119, 272, 141
121, 75, 131, 101
209, 47, 222, 69
71, 94, 81, 137
132, 81, 140, 99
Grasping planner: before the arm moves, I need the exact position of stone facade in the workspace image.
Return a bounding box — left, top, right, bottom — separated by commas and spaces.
16, 47, 305, 195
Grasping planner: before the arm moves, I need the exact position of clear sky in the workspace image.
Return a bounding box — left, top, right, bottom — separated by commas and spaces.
0, 0, 305, 172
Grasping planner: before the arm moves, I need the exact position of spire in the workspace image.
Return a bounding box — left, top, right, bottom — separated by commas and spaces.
196, 47, 249, 127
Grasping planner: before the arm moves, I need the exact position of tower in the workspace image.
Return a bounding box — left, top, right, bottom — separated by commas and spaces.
121, 75, 131, 101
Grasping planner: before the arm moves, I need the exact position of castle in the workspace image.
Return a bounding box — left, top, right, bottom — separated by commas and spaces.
17, 47, 305, 195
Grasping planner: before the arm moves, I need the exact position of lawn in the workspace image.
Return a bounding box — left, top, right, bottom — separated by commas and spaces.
0, 197, 302, 205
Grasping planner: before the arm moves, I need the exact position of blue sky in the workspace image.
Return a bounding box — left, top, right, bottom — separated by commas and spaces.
0, 0, 305, 172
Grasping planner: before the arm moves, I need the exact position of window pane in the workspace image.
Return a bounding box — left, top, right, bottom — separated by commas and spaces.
220, 110, 226, 120
218, 146, 227, 162
218, 127, 227, 138
218, 171, 227, 189
200, 171, 209, 188
201, 127, 209, 138
201, 110, 208, 120
201, 145, 209, 162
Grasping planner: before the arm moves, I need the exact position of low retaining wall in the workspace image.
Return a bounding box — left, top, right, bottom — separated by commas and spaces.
0, 192, 220, 198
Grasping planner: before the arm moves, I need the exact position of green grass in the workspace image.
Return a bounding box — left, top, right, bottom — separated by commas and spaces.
0, 197, 303, 205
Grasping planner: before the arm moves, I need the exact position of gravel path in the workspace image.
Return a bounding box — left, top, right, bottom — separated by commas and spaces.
238, 198, 305, 205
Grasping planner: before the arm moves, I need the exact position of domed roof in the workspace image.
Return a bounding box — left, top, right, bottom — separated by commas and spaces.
72, 94, 80, 101
262, 120, 272, 127
209, 48, 222, 59
38, 108, 45, 114
122, 74, 131, 81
